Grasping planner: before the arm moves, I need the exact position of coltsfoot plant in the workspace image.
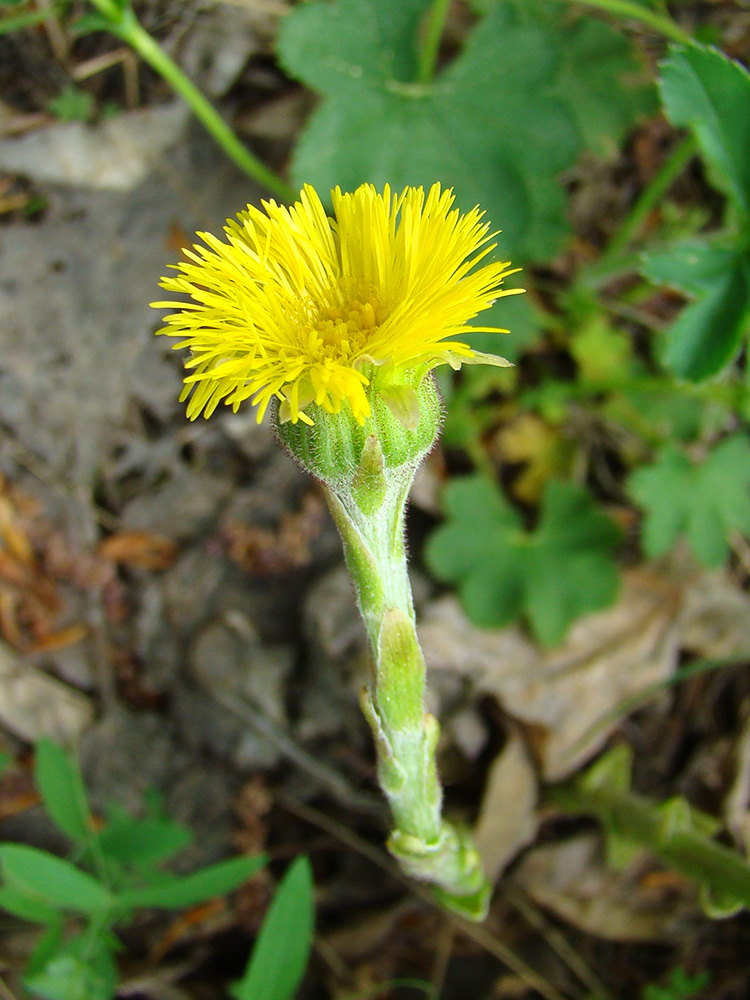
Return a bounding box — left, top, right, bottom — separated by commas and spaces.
154, 182, 522, 919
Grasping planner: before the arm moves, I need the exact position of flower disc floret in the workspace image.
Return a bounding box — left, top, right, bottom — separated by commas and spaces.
153, 182, 521, 425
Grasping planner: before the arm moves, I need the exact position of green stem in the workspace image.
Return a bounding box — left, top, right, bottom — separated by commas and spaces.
277, 383, 490, 919
321, 479, 490, 919
0, 6, 55, 35
549, 781, 750, 909
417, 0, 452, 84
551, 0, 692, 45
584, 135, 698, 288
86, 0, 295, 202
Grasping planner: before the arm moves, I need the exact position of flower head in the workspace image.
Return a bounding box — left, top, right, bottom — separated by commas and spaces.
153, 183, 521, 426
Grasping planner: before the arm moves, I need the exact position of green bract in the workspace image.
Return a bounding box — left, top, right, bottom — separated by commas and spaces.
275, 371, 442, 496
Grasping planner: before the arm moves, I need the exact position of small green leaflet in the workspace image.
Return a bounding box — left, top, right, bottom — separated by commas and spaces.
115, 854, 267, 911
0, 844, 113, 915
425, 476, 620, 646
34, 739, 92, 845
24, 930, 119, 1000
95, 808, 192, 869
232, 856, 314, 1000
641, 967, 710, 1000
628, 434, 750, 567
277, 0, 651, 261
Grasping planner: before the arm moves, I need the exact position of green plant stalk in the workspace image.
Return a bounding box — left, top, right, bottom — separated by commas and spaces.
323, 482, 490, 919
0, 6, 55, 35
549, 780, 750, 907
551, 0, 692, 45
584, 135, 698, 287
417, 0, 452, 84
277, 380, 490, 921
85, 0, 295, 202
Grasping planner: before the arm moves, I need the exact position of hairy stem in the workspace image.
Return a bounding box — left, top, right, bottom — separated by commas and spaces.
322, 474, 490, 920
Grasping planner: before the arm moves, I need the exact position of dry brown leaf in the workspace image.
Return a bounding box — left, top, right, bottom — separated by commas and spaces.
420, 569, 681, 780
474, 730, 538, 884
224, 491, 326, 575
97, 530, 179, 571
492, 413, 574, 503
511, 834, 697, 943
0, 762, 40, 820
27, 622, 89, 655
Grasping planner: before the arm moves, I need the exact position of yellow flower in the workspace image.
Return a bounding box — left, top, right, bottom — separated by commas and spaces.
153, 183, 521, 426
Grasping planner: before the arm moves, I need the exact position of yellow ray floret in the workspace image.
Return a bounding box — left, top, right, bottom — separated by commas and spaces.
152, 182, 522, 425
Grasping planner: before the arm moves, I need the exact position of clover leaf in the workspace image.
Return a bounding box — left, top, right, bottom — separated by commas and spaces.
425, 476, 621, 647
628, 434, 750, 567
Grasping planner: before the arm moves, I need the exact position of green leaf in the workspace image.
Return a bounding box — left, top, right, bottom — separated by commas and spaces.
35, 739, 92, 845
278, 0, 650, 261
643, 240, 750, 381
605, 381, 706, 445
232, 856, 314, 1000
570, 312, 636, 386
0, 752, 10, 776
0, 885, 61, 925
24, 930, 119, 1000
47, 84, 95, 123
426, 476, 620, 646
0, 844, 113, 914
642, 967, 710, 1000
642, 239, 742, 296
659, 256, 750, 380
115, 854, 266, 911
642, 236, 750, 382
546, 13, 655, 156
628, 435, 750, 566
659, 43, 750, 215
97, 816, 191, 868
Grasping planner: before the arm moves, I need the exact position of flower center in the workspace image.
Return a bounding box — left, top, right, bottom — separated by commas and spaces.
306, 298, 380, 363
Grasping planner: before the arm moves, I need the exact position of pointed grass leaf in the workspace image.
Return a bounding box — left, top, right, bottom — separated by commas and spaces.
426, 476, 620, 646
115, 854, 266, 911
35, 739, 92, 845
628, 435, 750, 566
659, 43, 750, 215
0, 844, 113, 914
232, 856, 314, 1000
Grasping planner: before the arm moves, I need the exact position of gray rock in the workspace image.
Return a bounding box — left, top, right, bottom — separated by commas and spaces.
79, 709, 176, 816
162, 545, 229, 636
121, 469, 233, 543
184, 614, 296, 769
